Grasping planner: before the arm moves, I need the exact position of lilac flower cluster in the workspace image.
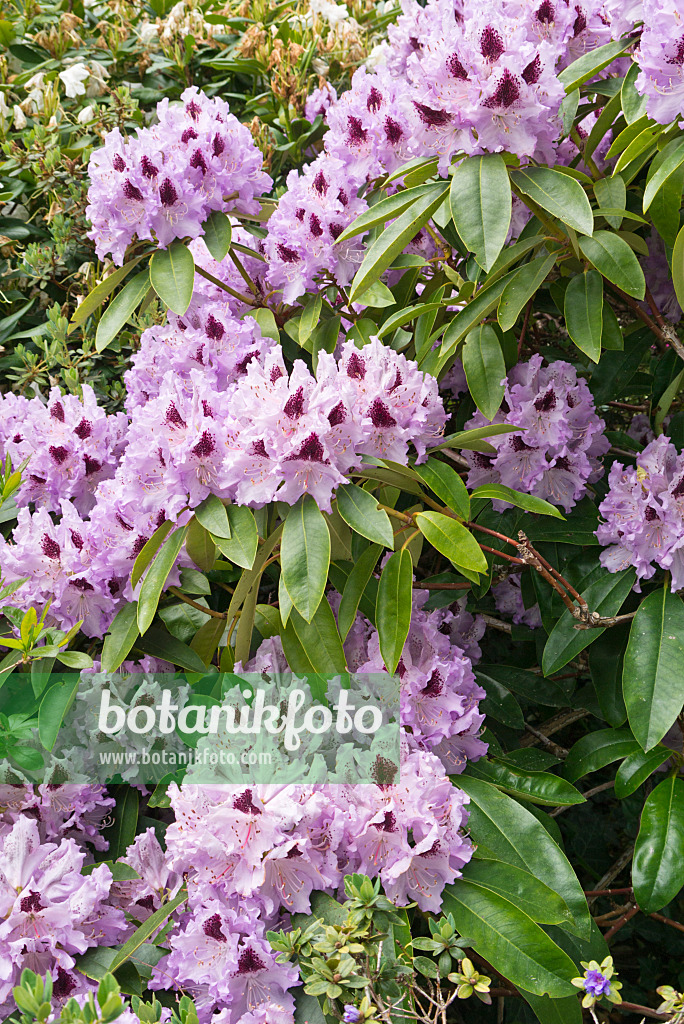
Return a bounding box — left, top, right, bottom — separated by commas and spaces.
635, 0, 684, 124
0, 782, 114, 852
462, 355, 609, 512
597, 434, 684, 591
86, 87, 271, 264
0, 386, 128, 515
0, 815, 127, 1014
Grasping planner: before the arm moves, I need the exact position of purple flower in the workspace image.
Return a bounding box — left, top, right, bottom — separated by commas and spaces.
584, 969, 613, 998
635, 0, 684, 124
343, 1006, 362, 1023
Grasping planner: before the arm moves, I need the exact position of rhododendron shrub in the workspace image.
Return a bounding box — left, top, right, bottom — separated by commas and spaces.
3, 0, 684, 1021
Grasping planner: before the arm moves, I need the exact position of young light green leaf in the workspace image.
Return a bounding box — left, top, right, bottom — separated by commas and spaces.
376, 548, 413, 673
299, 293, 323, 345
336, 484, 394, 548
672, 223, 684, 313
244, 307, 279, 342
510, 167, 594, 236
137, 526, 189, 634
557, 37, 631, 92
335, 183, 440, 243
578, 230, 645, 299
107, 887, 188, 973
150, 241, 195, 314
281, 495, 331, 622
470, 484, 564, 519
594, 175, 626, 229
440, 271, 517, 358
624, 586, 684, 751
415, 512, 487, 573
643, 136, 684, 211
185, 517, 216, 571
462, 324, 506, 421
202, 209, 232, 262
564, 269, 603, 363
95, 270, 150, 353
450, 154, 512, 272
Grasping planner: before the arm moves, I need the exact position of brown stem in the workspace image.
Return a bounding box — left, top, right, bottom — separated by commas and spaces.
584, 887, 634, 897
518, 298, 533, 359
195, 265, 257, 306
608, 400, 649, 411
617, 1002, 672, 1021
606, 281, 670, 352
413, 581, 471, 590
649, 911, 684, 935
479, 543, 526, 565
168, 587, 227, 619
603, 903, 639, 941
523, 723, 569, 758
481, 613, 513, 634
551, 779, 615, 816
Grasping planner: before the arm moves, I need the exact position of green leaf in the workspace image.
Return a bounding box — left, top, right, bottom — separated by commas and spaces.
563, 728, 641, 784
510, 167, 594, 236
335, 183, 442, 243
190, 616, 226, 667
376, 548, 413, 673
467, 759, 586, 807
671, 223, 684, 313
601, 303, 624, 350
185, 517, 216, 572
281, 598, 346, 673
131, 520, 176, 589
471, 484, 564, 519
202, 210, 232, 262
415, 512, 487, 573
137, 526, 189, 634
624, 586, 684, 751
589, 624, 629, 726
38, 676, 80, 751
557, 37, 631, 92
336, 484, 394, 548
101, 787, 139, 862
107, 887, 188, 973
615, 746, 672, 799
134, 626, 208, 673
338, 544, 382, 640
621, 61, 648, 123
643, 136, 684, 212
564, 270, 603, 363
463, 860, 573, 928
456, 776, 592, 939
480, 677, 525, 729
541, 567, 636, 676
149, 242, 195, 314
477, 664, 571, 707
443, 881, 577, 997
450, 154, 512, 272
377, 300, 443, 339
522, 992, 582, 1024
281, 496, 331, 623
440, 271, 517, 358
594, 174, 626, 229
56, 650, 93, 669
95, 270, 150, 353
578, 230, 645, 299
349, 182, 449, 301
461, 324, 506, 421
299, 293, 323, 345
414, 458, 470, 520
244, 307, 280, 343
70, 257, 143, 330
498, 252, 557, 332
195, 494, 232, 539
213, 505, 259, 569
633, 775, 684, 913
101, 602, 140, 673
359, 280, 395, 307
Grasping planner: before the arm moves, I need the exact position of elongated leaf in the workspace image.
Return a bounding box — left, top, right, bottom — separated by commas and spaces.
281, 495, 331, 623
643, 136, 684, 211
615, 746, 671, 798
624, 587, 684, 751
101, 602, 140, 673
415, 512, 487, 573
202, 209, 232, 262
376, 548, 413, 673
523, 993, 582, 1024
558, 37, 631, 91
336, 484, 394, 547
477, 664, 570, 707
621, 61, 648, 123
131, 520, 175, 588
195, 494, 232, 539
70, 257, 143, 330
463, 860, 573, 927
336, 183, 441, 243
134, 626, 208, 672
672, 223, 684, 313
414, 458, 470, 520
433, 423, 521, 453
338, 544, 382, 640
107, 887, 188, 973
563, 728, 641, 784
467, 759, 585, 807
95, 270, 150, 352
244, 307, 279, 342
633, 775, 684, 913
137, 527, 189, 634
510, 167, 594, 236
377, 301, 442, 339
213, 505, 259, 569
456, 776, 592, 938
38, 676, 81, 751
564, 270, 603, 363
594, 175, 626, 229
541, 567, 636, 676
443, 881, 577, 997
480, 677, 525, 729
150, 242, 195, 314
185, 517, 216, 571
299, 293, 323, 345
498, 252, 557, 332
578, 230, 645, 299
440, 271, 516, 357
101, 787, 140, 863
462, 324, 506, 421
471, 483, 564, 519
281, 598, 346, 673
450, 154, 511, 271
350, 182, 449, 301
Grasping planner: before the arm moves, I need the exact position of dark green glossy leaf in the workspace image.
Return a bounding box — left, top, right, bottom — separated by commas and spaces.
376, 548, 413, 673
137, 526, 189, 634
615, 746, 671, 798
633, 775, 684, 913
462, 324, 506, 420
414, 457, 470, 520
564, 269, 603, 363
150, 242, 195, 314
578, 231, 645, 299
95, 270, 150, 353
467, 759, 585, 806
281, 598, 346, 673
510, 167, 593, 236
338, 544, 382, 640
498, 252, 557, 332
563, 727, 640, 783
101, 602, 140, 673
450, 154, 511, 271
281, 495, 331, 623
38, 676, 80, 751
202, 210, 232, 262
213, 505, 259, 569
471, 483, 564, 518
463, 859, 573, 927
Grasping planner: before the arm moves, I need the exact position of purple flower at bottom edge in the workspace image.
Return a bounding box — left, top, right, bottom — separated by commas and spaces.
343, 1007, 362, 1024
